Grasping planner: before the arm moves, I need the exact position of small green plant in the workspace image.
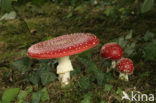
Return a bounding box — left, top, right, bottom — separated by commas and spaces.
13, 58, 57, 85
141, 0, 154, 13
115, 30, 136, 57
104, 84, 113, 92
104, 7, 117, 17
143, 31, 154, 42
32, 88, 50, 103
142, 31, 156, 61
13, 57, 32, 74
0, 0, 13, 12
116, 87, 123, 95
134, 31, 156, 62
17, 87, 32, 103
100, 100, 106, 103
81, 92, 93, 103
143, 41, 156, 61
0, 87, 50, 103
79, 76, 91, 90
75, 49, 113, 90
0, 88, 20, 103
78, 56, 113, 87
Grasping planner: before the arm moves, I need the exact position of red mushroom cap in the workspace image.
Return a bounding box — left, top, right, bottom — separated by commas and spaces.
100, 42, 123, 60
116, 58, 134, 74
27, 33, 99, 59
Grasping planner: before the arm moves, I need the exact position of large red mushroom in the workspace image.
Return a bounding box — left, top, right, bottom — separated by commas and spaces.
100, 42, 123, 72
116, 58, 134, 81
27, 33, 99, 86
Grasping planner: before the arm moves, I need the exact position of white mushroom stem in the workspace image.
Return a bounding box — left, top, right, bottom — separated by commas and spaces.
106, 60, 116, 72
57, 56, 73, 86
58, 72, 70, 86
119, 73, 128, 81
111, 60, 116, 69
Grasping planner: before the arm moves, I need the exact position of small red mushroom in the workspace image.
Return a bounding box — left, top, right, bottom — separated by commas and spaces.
116, 58, 134, 81
100, 42, 123, 72
27, 33, 99, 86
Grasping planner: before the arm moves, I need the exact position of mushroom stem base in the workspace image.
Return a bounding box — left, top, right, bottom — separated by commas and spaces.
57, 56, 73, 86
111, 60, 116, 69
119, 73, 128, 81
106, 60, 116, 72
58, 72, 70, 86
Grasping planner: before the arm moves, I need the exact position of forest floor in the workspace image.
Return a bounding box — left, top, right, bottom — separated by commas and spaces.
0, 2, 156, 103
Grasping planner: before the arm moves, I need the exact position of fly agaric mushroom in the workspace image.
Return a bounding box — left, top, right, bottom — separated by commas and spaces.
116, 58, 134, 81
100, 42, 123, 72
27, 33, 99, 86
